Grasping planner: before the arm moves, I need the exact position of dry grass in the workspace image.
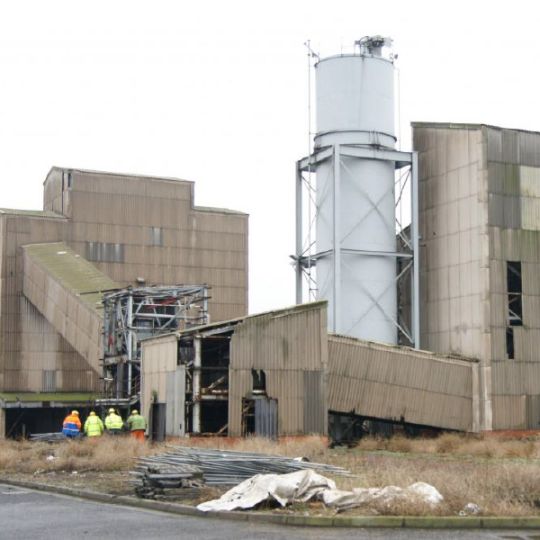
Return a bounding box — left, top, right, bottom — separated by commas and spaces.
169, 435, 329, 460
0, 436, 154, 474
1, 433, 539, 516
177, 434, 540, 517
354, 432, 540, 459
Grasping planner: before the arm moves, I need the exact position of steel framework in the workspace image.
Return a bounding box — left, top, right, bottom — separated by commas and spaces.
293, 147, 420, 348
101, 285, 210, 403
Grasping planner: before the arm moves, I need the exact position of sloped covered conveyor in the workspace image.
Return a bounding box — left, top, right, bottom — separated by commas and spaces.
22, 242, 120, 374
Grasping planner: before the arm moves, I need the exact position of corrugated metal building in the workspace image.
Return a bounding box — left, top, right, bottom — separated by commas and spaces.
141, 302, 478, 437
0, 167, 248, 436
414, 122, 540, 430
141, 302, 328, 438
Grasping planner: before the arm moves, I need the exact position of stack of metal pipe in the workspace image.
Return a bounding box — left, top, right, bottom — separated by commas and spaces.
131, 463, 204, 499
134, 446, 350, 487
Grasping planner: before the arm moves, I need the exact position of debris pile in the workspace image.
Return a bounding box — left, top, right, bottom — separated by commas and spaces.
197, 472, 444, 513
131, 446, 350, 500
197, 469, 336, 512
131, 463, 204, 500
135, 446, 350, 487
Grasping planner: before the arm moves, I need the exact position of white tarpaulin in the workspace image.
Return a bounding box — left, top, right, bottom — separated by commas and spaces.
197, 469, 443, 513
322, 482, 443, 511
197, 469, 336, 512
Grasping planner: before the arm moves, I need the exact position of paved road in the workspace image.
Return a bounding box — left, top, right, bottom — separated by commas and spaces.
0, 484, 537, 540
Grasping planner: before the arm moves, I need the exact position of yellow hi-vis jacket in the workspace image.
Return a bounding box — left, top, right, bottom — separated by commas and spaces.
105, 413, 123, 430
84, 415, 104, 437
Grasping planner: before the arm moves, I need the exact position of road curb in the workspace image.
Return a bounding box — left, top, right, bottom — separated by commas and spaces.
2, 478, 540, 529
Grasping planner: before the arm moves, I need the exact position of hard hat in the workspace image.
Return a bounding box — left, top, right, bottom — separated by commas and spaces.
131, 409, 138, 415
72, 410, 79, 416
89, 411, 96, 416
108, 408, 115, 414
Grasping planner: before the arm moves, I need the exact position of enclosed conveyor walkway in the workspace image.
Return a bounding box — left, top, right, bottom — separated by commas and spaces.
22, 242, 119, 374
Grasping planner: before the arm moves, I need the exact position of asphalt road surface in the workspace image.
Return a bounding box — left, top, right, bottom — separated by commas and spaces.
0, 484, 537, 540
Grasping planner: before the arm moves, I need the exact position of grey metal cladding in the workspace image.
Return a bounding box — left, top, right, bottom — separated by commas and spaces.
501, 130, 520, 164
488, 163, 521, 228
527, 395, 540, 429
486, 127, 503, 162
42, 370, 56, 392
254, 398, 278, 439
303, 371, 325, 434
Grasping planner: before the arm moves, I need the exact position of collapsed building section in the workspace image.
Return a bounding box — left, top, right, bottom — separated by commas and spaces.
141, 302, 478, 439
141, 302, 328, 438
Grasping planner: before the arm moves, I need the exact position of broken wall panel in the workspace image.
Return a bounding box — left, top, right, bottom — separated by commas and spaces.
228, 302, 328, 437
327, 335, 477, 432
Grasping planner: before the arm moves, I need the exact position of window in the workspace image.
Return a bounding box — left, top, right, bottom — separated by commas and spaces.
506, 328, 514, 360
507, 261, 523, 326
505, 261, 522, 360
149, 226, 163, 246
86, 242, 125, 263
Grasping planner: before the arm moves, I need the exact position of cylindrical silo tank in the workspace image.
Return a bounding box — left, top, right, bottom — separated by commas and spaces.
315, 37, 397, 344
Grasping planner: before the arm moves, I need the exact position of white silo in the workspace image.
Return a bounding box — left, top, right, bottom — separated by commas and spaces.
295, 36, 420, 346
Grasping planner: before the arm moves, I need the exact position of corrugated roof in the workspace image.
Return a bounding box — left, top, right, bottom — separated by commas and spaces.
194, 205, 248, 216
142, 301, 328, 343
0, 208, 65, 219
22, 242, 120, 311
329, 333, 479, 364
47, 165, 193, 186
412, 121, 540, 137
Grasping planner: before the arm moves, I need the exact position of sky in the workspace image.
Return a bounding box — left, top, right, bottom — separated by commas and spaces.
1, 0, 540, 314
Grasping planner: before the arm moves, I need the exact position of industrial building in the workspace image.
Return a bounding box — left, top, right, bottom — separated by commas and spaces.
140, 301, 477, 438
3, 37, 540, 439
414, 122, 540, 430
0, 167, 248, 437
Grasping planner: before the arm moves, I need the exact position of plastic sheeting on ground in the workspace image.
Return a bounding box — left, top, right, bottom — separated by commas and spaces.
322, 481, 443, 511
197, 469, 336, 512
197, 469, 443, 513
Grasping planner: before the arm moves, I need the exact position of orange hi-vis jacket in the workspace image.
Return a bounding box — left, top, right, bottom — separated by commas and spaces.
62, 414, 81, 437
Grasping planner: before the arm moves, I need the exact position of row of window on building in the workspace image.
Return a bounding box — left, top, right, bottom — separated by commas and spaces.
85, 228, 164, 263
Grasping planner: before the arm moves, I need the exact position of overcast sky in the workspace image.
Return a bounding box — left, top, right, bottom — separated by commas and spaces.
1, 0, 539, 313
